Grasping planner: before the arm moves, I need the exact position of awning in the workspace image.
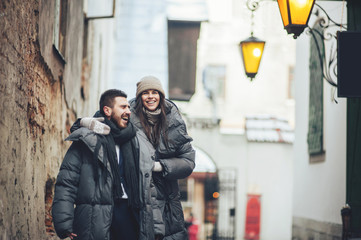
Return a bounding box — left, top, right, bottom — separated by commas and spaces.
193, 146, 217, 173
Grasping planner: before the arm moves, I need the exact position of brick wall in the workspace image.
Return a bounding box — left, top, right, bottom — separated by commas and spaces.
0, 0, 78, 239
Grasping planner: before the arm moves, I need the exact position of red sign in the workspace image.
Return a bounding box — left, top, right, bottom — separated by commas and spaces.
244, 194, 261, 240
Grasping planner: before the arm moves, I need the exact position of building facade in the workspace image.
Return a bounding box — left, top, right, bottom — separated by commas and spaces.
179, 1, 296, 239
0, 0, 115, 238
291, 1, 347, 239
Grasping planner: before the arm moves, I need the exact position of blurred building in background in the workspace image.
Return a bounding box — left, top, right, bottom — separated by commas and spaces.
110, 0, 295, 239
109, 0, 169, 98
3, 0, 360, 239
176, 1, 295, 239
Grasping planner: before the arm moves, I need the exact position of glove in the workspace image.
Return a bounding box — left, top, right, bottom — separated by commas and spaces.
80, 117, 110, 135
153, 161, 163, 172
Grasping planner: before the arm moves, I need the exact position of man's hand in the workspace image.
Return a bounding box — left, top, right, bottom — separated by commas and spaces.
80, 117, 110, 135
66, 232, 77, 239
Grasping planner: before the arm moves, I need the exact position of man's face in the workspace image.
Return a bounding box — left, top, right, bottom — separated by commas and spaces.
105, 96, 131, 129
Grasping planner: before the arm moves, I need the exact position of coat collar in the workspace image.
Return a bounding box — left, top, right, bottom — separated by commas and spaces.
65, 128, 111, 173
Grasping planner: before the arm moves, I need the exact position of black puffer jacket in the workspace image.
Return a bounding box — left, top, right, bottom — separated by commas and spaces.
52, 128, 114, 240
137, 129, 165, 239
130, 99, 196, 240
52, 127, 162, 240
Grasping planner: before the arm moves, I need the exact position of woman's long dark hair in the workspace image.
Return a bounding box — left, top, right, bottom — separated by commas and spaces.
135, 92, 168, 147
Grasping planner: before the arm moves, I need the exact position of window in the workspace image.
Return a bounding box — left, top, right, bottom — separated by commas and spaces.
168, 20, 201, 101
203, 65, 226, 100
307, 19, 325, 162
53, 0, 68, 61
85, 0, 115, 19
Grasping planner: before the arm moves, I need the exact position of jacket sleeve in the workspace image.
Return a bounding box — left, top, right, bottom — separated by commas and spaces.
158, 142, 195, 180
70, 118, 81, 133
52, 142, 82, 239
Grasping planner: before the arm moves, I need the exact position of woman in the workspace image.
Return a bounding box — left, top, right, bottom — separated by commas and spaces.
130, 76, 195, 240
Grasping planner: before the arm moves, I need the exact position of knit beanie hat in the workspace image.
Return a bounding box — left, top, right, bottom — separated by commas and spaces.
136, 76, 165, 98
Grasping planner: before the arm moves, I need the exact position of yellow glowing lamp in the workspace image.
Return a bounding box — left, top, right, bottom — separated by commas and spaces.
239, 36, 265, 80
277, 0, 315, 38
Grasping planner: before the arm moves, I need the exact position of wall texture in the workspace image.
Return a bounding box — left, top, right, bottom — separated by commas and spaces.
0, 1, 68, 239
0, 0, 107, 238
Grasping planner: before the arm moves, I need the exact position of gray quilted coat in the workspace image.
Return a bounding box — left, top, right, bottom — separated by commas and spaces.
130, 99, 196, 240
52, 127, 163, 240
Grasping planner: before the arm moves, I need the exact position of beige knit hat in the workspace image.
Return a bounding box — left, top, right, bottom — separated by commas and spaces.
136, 76, 165, 98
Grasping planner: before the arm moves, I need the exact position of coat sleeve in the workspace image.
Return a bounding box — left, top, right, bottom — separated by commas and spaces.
158, 142, 195, 180
70, 118, 81, 133
52, 142, 82, 239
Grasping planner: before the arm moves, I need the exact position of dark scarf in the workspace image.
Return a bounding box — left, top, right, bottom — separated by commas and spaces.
94, 112, 140, 209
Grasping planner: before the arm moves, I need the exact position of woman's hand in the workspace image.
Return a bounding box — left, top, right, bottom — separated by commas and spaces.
153, 161, 163, 172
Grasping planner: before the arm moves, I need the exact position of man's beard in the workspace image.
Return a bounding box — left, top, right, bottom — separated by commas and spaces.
111, 112, 128, 129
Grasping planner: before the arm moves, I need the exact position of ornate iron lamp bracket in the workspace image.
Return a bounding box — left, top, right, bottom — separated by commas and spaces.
246, 0, 261, 12
246, 0, 262, 36
305, 3, 347, 88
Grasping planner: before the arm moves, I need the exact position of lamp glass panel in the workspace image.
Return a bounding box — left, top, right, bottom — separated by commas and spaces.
277, 0, 289, 27
241, 41, 265, 74
289, 0, 314, 25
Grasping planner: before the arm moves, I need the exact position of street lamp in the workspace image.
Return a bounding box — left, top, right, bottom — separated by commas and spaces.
243, 0, 346, 89
239, 36, 265, 80
276, 0, 347, 90
240, 0, 266, 81
276, 0, 316, 39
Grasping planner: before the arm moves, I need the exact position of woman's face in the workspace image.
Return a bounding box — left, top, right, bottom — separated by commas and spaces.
141, 89, 160, 112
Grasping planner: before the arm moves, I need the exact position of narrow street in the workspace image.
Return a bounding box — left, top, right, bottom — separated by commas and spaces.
1, 0, 361, 239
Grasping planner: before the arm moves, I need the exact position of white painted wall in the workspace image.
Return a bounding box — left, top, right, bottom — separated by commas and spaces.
110, 0, 168, 99
181, 0, 296, 128
187, 128, 248, 240
247, 142, 293, 240
188, 127, 293, 240
292, 1, 347, 225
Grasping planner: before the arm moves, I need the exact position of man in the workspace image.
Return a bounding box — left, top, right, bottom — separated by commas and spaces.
52, 89, 163, 240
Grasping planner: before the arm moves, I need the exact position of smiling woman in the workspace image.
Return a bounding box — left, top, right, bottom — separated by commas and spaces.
130, 75, 196, 240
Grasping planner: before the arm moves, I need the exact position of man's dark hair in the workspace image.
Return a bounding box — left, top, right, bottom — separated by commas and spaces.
99, 89, 127, 114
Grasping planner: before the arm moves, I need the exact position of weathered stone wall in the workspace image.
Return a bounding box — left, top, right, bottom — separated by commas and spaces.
0, 0, 83, 239
292, 217, 342, 240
